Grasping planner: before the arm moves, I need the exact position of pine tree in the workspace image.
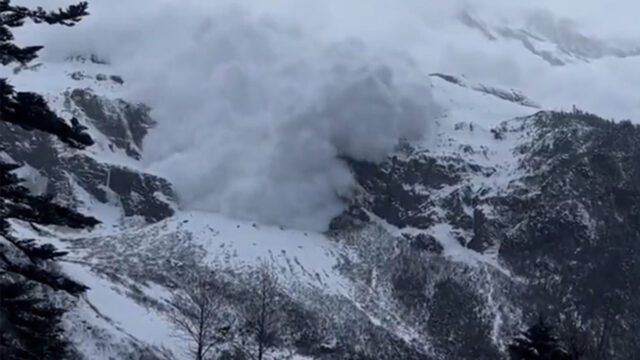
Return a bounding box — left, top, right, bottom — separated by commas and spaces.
0, 0, 96, 278
1, 2, 96, 358
0, 279, 71, 359
1, 0, 92, 147
509, 316, 573, 360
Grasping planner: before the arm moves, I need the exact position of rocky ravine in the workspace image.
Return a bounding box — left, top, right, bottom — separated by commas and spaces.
2, 59, 639, 359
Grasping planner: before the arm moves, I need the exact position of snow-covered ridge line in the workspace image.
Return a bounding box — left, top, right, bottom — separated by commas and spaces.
430, 73, 540, 108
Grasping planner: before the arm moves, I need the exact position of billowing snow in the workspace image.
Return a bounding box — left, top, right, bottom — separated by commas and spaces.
9, 0, 640, 231
4, 1, 640, 358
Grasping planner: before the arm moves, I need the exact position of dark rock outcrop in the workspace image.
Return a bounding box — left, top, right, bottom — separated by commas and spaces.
335, 110, 640, 358
0, 90, 174, 223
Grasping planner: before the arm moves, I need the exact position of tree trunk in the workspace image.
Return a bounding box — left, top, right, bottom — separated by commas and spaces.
197, 301, 205, 360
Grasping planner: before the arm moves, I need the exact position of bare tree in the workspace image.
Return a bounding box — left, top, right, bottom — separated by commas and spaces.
168, 270, 232, 360
243, 263, 282, 360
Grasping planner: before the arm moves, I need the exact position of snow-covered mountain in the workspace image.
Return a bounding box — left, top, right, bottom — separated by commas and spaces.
3, 1, 640, 359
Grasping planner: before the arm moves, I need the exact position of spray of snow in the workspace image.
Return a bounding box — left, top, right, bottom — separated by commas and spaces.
12, 0, 640, 230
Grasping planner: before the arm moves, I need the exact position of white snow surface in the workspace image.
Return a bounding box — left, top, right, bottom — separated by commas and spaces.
4, 1, 640, 358
62, 262, 178, 353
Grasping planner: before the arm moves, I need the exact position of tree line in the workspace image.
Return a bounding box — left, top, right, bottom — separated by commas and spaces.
508, 312, 624, 360
166, 262, 284, 360
1, 1, 96, 359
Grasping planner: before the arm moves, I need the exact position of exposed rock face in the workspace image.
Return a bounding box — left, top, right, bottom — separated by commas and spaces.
333, 110, 640, 359
459, 10, 640, 66
0, 89, 175, 223
497, 112, 640, 356
430, 73, 541, 109
68, 89, 155, 160
4, 66, 638, 359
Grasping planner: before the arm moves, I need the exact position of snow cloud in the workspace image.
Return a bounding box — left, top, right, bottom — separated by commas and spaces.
19, 0, 441, 230
12, 0, 640, 230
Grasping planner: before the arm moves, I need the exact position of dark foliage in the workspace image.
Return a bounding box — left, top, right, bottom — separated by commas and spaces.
0, 278, 71, 359
509, 317, 572, 360
1, 1, 94, 358
0, 0, 97, 271
0, 0, 92, 148
427, 279, 501, 360
1, 159, 98, 293
1, 83, 94, 148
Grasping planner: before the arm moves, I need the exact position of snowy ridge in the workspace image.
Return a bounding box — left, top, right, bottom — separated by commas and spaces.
458, 8, 640, 66
5, 1, 640, 357
53, 60, 539, 358
5, 53, 541, 358
430, 73, 540, 108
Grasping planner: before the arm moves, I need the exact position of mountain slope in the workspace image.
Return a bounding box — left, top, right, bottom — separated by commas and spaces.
3, 3, 640, 358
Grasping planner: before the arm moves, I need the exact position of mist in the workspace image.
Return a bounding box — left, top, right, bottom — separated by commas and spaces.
11, 0, 640, 230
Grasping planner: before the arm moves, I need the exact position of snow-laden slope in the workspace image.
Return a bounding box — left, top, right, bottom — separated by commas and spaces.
4, 1, 640, 358
3, 50, 544, 358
